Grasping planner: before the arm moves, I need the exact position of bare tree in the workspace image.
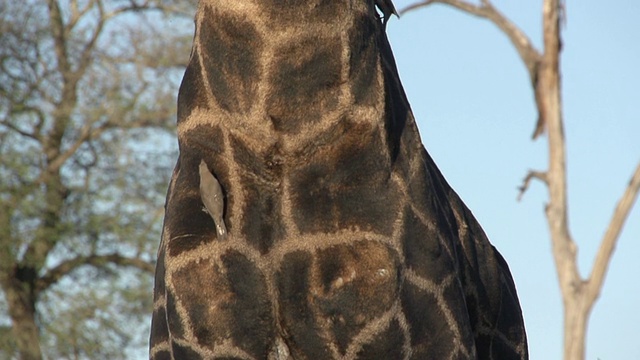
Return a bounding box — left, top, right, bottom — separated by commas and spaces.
0, 0, 195, 358
402, 1, 640, 359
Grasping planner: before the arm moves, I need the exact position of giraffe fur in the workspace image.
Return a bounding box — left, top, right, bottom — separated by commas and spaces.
150, 1, 529, 359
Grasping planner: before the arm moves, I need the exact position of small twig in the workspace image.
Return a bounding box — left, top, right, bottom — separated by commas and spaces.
518, 170, 548, 201
401, 0, 481, 16
400, 0, 435, 15
36, 253, 155, 293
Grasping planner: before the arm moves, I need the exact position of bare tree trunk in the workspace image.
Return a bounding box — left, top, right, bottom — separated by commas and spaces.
402, 1, 640, 359
4, 281, 42, 360
564, 296, 590, 360
537, 2, 591, 359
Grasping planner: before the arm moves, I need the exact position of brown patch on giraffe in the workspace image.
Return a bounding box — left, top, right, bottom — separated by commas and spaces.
170, 251, 274, 358
239, 180, 285, 254
405, 152, 458, 250
200, 6, 262, 114
349, 14, 380, 107
165, 290, 185, 340
230, 136, 285, 253
401, 208, 455, 281
400, 283, 456, 359
379, 33, 411, 162
475, 264, 529, 359
150, 249, 169, 343
164, 195, 218, 257
388, 120, 428, 197
178, 54, 210, 122
258, 0, 350, 25
183, 124, 226, 157
313, 241, 401, 355
266, 35, 342, 134
355, 319, 406, 359
171, 341, 203, 359
276, 241, 401, 358
289, 122, 398, 235
150, 349, 172, 360
439, 277, 476, 352
150, 306, 169, 346
152, 248, 167, 302
276, 251, 333, 359
230, 135, 281, 181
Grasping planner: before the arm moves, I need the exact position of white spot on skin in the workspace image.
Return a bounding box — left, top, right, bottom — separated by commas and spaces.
274, 337, 290, 360
347, 270, 356, 281
330, 270, 357, 290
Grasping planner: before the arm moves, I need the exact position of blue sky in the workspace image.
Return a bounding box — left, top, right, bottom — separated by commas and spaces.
387, 1, 640, 359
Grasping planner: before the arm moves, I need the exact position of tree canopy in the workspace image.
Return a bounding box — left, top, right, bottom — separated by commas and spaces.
0, 1, 196, 358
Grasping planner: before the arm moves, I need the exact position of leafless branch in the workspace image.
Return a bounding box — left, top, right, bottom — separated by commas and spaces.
403, 0, 637, 358
46, 0, 71, 74
35, 83, 160, 186
37, 253, 155, 293
588, 161, 640, 301
68, 0, 97, 30
517, 170, 548, 201
402, 0, 541, 80
0, 118, 38, 140
75, 1, 105, 80
402, 0, 544, 138
106, 0, 178, 19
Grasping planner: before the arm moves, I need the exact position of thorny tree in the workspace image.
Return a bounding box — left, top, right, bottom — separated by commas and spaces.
0, 0, 195, 358
403, 1, 640, 359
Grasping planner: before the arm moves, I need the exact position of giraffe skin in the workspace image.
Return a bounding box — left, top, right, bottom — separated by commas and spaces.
149, 1, 529, 359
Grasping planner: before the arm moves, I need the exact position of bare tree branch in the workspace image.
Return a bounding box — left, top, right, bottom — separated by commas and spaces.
535, 0, 583, 305
46, 0, 71, 75
68, 0, 98, 31
517, 170, 548, 201
402, 0, 544, 138
588, 161, 640, 301
403, 0, 637, 358
0, 118, 39, 140
401, 0, 541, 80
37, 253, 155, 293
75, 1, 105, 81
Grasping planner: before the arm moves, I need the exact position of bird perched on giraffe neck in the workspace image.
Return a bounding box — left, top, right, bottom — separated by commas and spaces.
199, 159, 228, 240
375, 0, 398, 28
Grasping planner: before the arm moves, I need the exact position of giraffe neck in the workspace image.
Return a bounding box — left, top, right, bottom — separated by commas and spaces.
180, 0, 387, 146
151, 2, 529, 359
173, 0, 410, 256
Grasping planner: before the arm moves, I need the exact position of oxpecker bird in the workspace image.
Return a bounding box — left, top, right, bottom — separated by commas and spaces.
199, 159, 228, 240
375, 0, 398, 28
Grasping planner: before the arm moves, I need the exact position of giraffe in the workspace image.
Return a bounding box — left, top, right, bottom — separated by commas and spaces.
149, 0, 529, 359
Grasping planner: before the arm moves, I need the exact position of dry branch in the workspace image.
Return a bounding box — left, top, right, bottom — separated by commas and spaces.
517, 170, 548, 201
401, 0, 541, 81
403, 0, 636, 358
401, 0, 544, 138
588, 161, 640, 301
37, 254, 155, 293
